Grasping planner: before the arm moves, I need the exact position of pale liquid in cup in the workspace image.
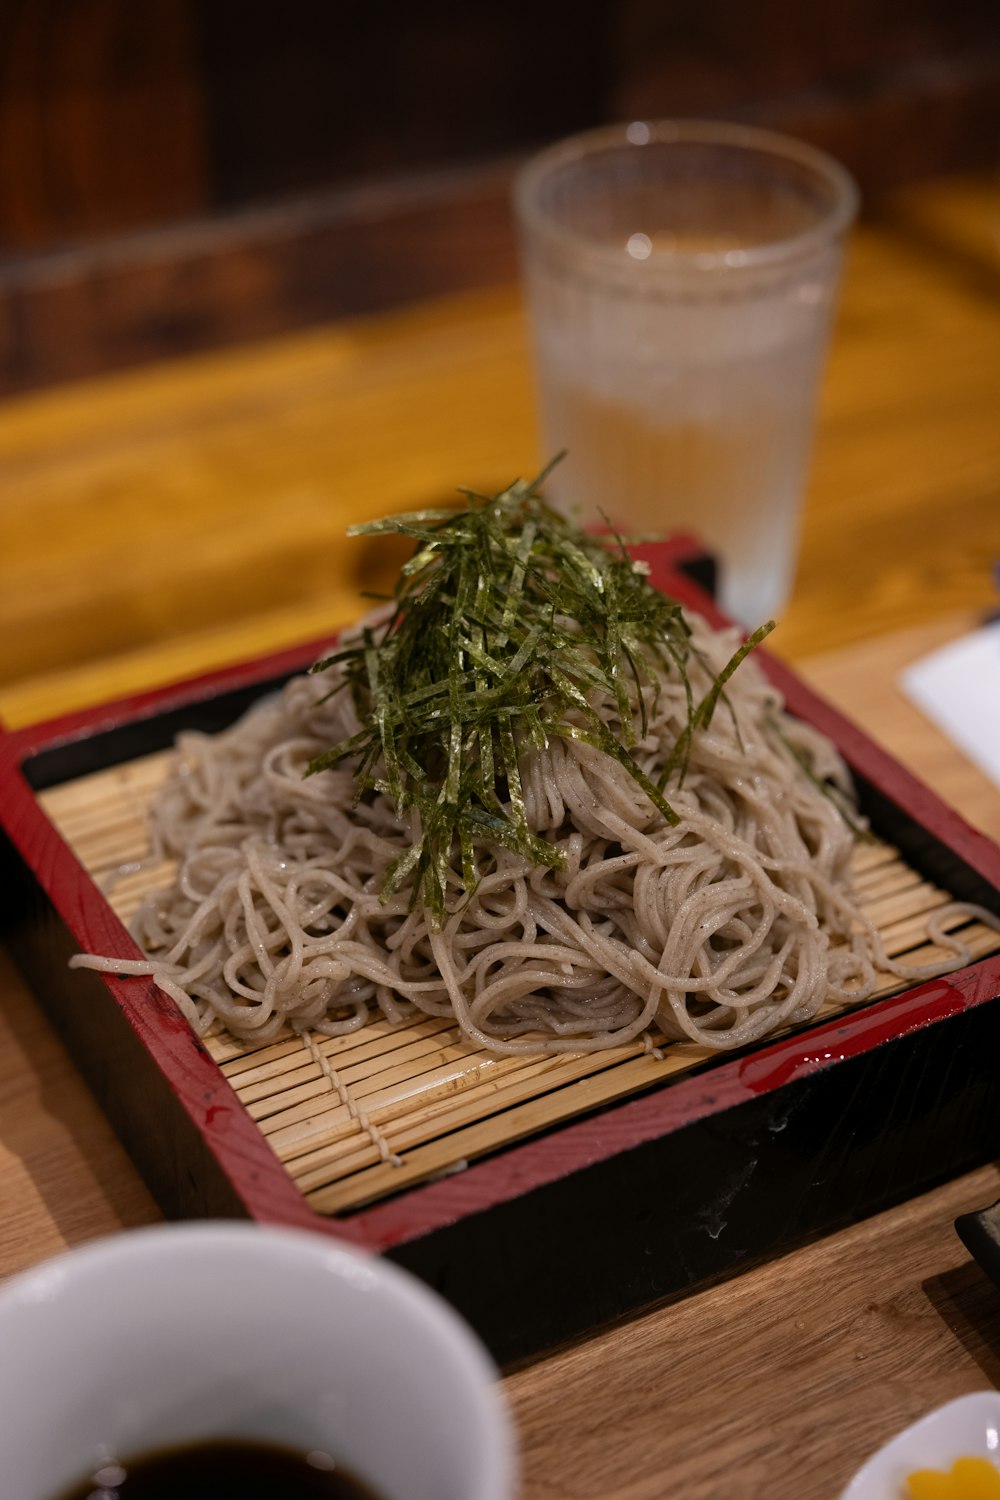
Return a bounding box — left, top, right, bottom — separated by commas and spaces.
532, 275, 828, 629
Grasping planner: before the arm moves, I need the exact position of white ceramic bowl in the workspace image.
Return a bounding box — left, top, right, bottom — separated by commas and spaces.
839, 1392, 1000, 1499
0, 1223, 516, 1500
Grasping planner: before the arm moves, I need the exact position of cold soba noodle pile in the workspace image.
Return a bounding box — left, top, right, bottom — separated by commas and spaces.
73, 475, 996, 1061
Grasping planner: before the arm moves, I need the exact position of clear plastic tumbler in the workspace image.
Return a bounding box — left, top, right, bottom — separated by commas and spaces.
514, 120, 859, 627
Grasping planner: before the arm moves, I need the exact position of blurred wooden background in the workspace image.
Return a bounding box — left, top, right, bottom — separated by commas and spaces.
2, 0, 999, 392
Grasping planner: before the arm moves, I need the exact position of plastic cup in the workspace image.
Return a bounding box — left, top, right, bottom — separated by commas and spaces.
514, 119, 859, 627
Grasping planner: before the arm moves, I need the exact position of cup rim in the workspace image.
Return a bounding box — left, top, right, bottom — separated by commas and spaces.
0, 1222, 516, 1500
513, 118, 860, 275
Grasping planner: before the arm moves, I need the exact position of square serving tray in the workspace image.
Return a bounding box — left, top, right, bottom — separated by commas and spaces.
2, 540, 1000, 1366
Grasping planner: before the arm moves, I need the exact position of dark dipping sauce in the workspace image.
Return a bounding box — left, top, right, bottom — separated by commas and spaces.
55, 1438, 384, 1499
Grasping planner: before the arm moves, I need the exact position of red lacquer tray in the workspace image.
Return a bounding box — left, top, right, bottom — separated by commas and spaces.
2, 542, 1000, 1366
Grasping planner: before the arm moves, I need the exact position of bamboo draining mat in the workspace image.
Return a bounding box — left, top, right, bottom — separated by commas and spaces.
39, 750, 1000, 1215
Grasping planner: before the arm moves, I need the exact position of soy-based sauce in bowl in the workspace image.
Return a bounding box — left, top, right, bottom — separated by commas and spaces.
55, 1439, 382, 1499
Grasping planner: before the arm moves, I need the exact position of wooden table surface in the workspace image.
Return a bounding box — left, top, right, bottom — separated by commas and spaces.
1, 173, 1000, 1500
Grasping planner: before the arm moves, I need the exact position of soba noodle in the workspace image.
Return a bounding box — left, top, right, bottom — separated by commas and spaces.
70, 612, 999, 1057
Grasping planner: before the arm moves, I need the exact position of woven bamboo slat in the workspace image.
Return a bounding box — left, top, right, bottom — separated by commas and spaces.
39, 751, 999, 1215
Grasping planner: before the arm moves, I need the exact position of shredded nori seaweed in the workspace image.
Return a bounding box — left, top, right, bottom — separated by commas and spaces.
306, 464, 773, 923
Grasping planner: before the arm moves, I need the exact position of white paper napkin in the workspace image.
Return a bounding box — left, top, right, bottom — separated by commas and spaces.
900, 619, 1000, 790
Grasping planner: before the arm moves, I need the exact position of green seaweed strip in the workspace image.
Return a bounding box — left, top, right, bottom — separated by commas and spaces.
692, 620, 776, 734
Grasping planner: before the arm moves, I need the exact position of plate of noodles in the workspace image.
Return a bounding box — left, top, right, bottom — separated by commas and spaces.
2, 471, 1000, 1363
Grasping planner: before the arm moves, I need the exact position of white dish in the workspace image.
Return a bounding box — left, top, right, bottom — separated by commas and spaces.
840, 1392, 1000, 1498
0, 1222, 516, 1500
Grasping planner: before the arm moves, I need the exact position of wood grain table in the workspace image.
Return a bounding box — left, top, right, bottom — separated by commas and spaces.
2, 173, 1000, 1500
